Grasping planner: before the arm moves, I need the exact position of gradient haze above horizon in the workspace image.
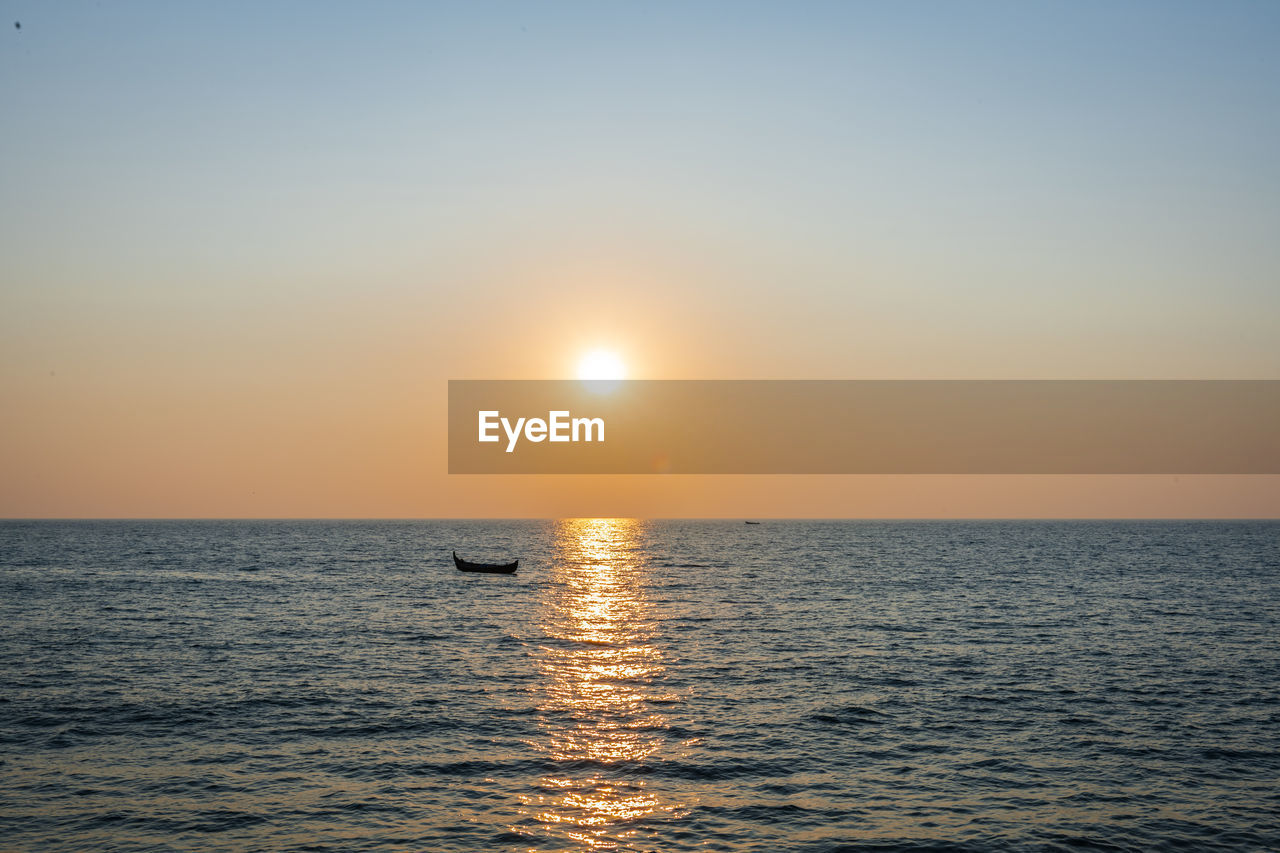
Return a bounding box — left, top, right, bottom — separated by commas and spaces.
2, 1, 1278, 518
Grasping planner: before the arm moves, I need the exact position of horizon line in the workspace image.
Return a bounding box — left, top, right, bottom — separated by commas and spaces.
2, 516, 1277, 522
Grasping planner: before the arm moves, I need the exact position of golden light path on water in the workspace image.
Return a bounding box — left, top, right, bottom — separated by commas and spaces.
516, 519, 688, 850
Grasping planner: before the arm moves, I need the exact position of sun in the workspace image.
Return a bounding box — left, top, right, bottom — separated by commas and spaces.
577, 349, 626, 381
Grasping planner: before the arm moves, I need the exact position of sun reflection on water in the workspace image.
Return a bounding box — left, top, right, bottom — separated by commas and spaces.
517, 519, 684, 849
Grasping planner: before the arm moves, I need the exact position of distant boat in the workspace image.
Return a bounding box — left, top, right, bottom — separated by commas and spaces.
453, 551, 518, 574
744, 521, 761, 525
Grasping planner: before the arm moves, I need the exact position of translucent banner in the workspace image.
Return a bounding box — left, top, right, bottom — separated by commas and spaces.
448, 380, 1279, 474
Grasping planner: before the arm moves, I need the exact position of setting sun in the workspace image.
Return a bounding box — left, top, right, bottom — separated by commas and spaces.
577, 350, 626, 381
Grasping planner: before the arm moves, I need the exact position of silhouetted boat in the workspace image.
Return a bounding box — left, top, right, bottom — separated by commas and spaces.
745, 521, 761, 525
453, 551, 518, 574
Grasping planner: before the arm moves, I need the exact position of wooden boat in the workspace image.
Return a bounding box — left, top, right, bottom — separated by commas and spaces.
453, 551, 518, 574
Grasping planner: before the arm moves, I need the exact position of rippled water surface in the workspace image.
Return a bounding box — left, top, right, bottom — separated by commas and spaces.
2, 520, 1278, 851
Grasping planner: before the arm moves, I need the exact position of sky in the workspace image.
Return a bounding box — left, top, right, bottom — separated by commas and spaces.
2, 1, 1278, 518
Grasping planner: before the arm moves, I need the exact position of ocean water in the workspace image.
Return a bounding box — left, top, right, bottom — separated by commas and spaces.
1, 520, 1277, 852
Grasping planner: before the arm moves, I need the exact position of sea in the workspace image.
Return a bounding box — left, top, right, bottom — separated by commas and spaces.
1, 520, 1277, 852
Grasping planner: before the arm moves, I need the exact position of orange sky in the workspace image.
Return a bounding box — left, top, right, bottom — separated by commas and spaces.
3, 6, 1278, 517
3, 251, 1279, 517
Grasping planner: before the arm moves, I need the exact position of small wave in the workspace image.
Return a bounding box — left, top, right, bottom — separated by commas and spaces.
807, 704, 890, 726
